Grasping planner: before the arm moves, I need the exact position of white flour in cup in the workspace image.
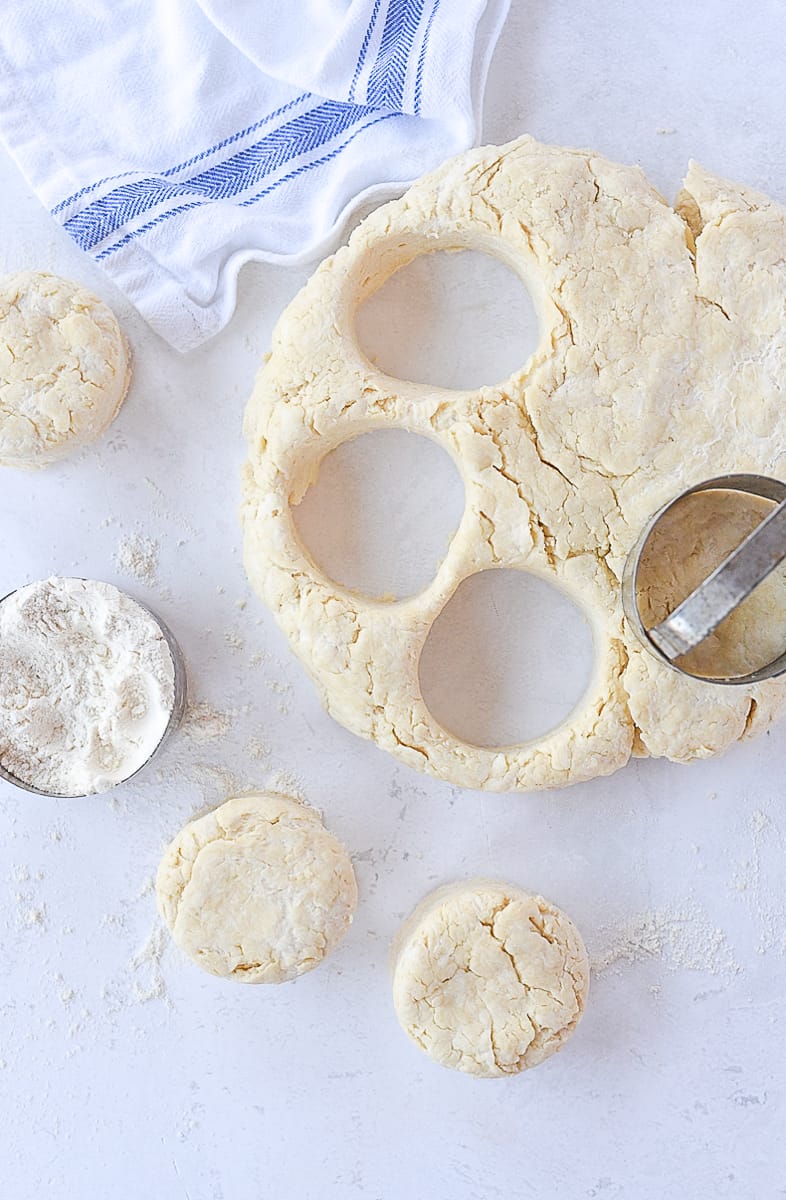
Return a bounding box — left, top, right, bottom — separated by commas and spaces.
0, 577, 176, 796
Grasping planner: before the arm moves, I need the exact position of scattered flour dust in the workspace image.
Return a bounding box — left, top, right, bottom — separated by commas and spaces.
190, 763, 247, 800
126, 924, 169, 1005
8, 865, 48, 930
18, 900, 47, 929
153, 754, 256, 813
729, 808, 786, 956
134, 875, 156, 900
115, 532, 159, 584
182, 700, 233, 741
177, 1103, 205, 1143
590, 901, 739, 978
593, 808, 784, 977
267, 678, 292, 715
95, 904, 172, 1012
265, 767, 307, 803
248, 737, 271, 759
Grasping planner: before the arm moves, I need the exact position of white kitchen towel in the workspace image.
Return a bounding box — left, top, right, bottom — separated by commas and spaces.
0, 0, 509, 351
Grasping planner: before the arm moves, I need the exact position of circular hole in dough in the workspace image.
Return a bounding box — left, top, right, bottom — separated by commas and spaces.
391, 880, 589, 1078
156, 792, 358, 984
635, 487, 786, 679
293, 429, 465, 600
0, 271, 130, 469
355, 250, 540, 390
418, 568, 594, 747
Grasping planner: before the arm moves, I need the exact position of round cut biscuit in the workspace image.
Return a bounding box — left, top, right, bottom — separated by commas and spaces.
391, 880, 589, 1077
0, 271, 130, 468
156, 792, 358, 983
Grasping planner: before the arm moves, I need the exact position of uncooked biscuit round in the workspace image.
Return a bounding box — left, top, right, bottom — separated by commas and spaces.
391, 880, 589, 1077
156, 792, 358, 983
242, 135, 786, 791
0, 271, 130, 468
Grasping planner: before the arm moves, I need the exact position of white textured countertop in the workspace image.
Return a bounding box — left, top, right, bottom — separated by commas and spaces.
2, 3, 785, 1197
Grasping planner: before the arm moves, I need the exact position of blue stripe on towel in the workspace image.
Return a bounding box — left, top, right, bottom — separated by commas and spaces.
93, 110, 400, 263
56, 0, 435, 258
349, 0, 384, 101
413, 0, 441, 114
366, 0, 427, 112
65, 99, 375, 253
52, 94, 309, 217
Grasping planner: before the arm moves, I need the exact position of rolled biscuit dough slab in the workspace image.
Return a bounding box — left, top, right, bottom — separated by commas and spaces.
391, 880, 589, 1077
242, 136, 786, 791
0, 271, 130, 469
156, 792, 358, 983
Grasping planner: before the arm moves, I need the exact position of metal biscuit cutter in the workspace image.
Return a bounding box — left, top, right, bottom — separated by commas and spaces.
622, 474, 786, 685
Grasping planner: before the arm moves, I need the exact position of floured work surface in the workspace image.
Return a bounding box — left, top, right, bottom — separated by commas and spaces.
242, 136, 786, 791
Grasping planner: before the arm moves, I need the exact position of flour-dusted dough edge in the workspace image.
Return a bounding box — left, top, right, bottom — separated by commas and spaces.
391, 879, 589, 1078
156, 792, 358, 984
0, 271, 131, 469
242, 136, 786, 791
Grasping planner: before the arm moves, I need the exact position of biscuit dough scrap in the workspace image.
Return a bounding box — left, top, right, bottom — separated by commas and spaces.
0, 271, 130, 468
156, 792, 358, 983
391, 881, 589, 1077
241, 137, 786, 791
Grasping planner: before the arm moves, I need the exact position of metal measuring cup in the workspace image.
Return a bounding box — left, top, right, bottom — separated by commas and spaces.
0, 583, 187, 798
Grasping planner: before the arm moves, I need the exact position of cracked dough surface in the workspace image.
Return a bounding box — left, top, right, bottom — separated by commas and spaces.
391, 881, 589, 1077
0, 271, 130, 469
242, 136, 786, 791
156, 792, 358, 984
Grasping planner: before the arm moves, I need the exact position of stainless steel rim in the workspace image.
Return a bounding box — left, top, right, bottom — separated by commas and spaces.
622, 474, 786, 686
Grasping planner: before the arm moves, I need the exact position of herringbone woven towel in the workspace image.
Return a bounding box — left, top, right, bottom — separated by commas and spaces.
0, 0, 509, 350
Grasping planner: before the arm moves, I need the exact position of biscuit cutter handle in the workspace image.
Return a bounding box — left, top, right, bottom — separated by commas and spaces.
648, 496, 786, 660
